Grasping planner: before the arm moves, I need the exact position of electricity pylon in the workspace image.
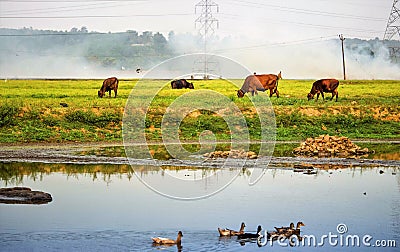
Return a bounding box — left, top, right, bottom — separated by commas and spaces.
384, 0, 400, 62
193, 0, 219, 79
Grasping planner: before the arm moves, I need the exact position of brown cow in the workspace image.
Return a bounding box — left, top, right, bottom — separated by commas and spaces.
237, 71, 282, 98
307, 79, 339, 102
98, 77, 119, 98
237, 75, 266, 97
254, 71, 282, 98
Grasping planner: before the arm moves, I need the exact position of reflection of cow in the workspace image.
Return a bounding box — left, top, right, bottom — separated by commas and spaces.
237, 71, 282, 98
98, 77, 119, 98
307, 79, 339, 102
171, 79, 194, 89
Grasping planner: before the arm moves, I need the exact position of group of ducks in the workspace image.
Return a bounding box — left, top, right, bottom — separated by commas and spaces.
218, 221, 305, 240
151, 221, 305, 247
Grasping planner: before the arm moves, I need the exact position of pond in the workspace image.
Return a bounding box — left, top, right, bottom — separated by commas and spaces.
0, 161, 399, 251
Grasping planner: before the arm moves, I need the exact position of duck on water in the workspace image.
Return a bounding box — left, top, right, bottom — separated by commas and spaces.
218, 222, 246, 236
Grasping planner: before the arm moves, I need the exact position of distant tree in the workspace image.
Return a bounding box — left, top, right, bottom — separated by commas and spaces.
153, 32, 167, 53
79, 26, 88, 33
140, 31, 153, 44
168, 31, 175, 41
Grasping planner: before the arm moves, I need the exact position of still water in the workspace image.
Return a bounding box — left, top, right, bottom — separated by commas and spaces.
0, 162, 399, 251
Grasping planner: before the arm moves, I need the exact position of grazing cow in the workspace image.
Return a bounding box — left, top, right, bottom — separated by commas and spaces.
237, 71, 282, 98
307, 79, 339, 102
98, 77, 119, 98
237, 75, 266, 97
171, 79, 194, 89
254, 71, 282, 98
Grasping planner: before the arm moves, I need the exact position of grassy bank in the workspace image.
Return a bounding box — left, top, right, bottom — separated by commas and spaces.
0, 79, 399, 143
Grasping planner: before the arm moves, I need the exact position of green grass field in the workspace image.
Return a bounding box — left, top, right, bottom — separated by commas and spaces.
0, 79, 399, 143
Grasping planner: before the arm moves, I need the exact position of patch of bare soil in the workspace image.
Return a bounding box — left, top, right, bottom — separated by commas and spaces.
295, 106, 400, 122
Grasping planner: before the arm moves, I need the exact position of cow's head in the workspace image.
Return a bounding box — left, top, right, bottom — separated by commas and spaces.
237, 89, 245, 98
98, 90, 104, 98
188, 82, 194, 89
307, 93, 314, 100
277, 71, 282, 80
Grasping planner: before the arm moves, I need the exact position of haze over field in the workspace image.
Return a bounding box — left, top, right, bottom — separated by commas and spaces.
1, 0, 399, 79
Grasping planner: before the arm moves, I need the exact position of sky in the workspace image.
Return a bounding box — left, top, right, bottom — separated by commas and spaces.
0, 0, 399, 79
0, 0, 394, 41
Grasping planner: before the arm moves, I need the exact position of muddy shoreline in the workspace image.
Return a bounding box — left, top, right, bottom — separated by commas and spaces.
0, 142, 399, 169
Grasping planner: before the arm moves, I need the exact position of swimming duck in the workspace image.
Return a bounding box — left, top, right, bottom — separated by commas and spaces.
152, 231, 183, 245
290, 221, 305, 234
237, 225, 262, 239
267, 230, 284, 241
218, 222, 246, 236
274, 222, 305, 234
274, 223, 294, 233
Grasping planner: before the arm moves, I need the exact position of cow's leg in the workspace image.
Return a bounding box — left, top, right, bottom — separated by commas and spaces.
114, 89, 118, 98
269, 88, 273, 97
108, 90, 111, 97
320, 92, 325, 100
333, 89, 338, 102
316, 93, 320, 101
254, 90, 258, 95
275, 89, 279, 98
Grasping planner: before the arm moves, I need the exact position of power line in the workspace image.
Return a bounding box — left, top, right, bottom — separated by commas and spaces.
229, 0, 386, 22
1, 0, 145, 2
211, 35, 337, 53
0, 2, 133, 15
218, 13, 383, 34
0, 13, 192, 19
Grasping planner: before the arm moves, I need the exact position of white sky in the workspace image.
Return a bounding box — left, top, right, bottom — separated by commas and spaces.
1, 0, 399, 79
0, 0, 394, 42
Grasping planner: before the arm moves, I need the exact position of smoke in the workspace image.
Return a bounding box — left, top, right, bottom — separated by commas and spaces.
206, 36, 400, 80
0, 28, 399, 80
166, 33, 400, 80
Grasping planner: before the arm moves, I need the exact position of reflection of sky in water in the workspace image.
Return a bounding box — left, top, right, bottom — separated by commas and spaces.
0, 164, 399, 251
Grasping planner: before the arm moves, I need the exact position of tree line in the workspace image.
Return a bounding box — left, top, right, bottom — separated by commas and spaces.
0, 27, 177, 71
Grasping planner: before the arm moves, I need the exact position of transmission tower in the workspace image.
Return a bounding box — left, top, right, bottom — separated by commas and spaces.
193, 0, 219, 79
384, 0, 400, 62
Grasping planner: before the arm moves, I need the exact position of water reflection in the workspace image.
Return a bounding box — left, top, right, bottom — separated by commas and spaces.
0, 162, 399, 251
76, 142, 400, 161
1, 162, 398, 186
0, 162, 134, 185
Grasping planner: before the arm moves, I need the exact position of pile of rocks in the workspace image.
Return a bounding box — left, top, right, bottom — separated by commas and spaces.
293, 135, 372, 158
203, 150, 258, 159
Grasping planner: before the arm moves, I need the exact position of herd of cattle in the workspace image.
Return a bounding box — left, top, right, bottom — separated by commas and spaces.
98, 73, 340, 101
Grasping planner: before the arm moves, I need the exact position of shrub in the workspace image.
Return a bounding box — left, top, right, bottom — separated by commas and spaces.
0, 104, 19, 127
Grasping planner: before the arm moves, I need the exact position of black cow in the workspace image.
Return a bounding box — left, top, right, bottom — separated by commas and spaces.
171, 79, 194, 89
